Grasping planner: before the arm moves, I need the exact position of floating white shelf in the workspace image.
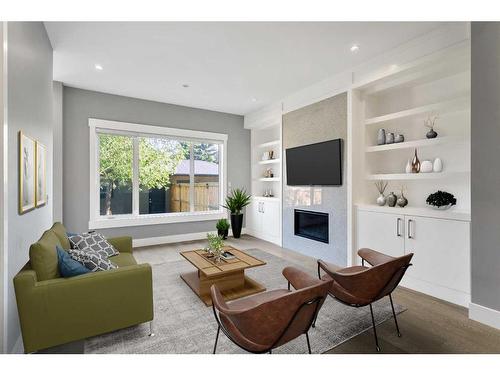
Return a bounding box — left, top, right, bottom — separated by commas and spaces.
258, 158, 280, 165
257, 140, 280, 148
253, 196, 280, 201
258, 177, 280, 182
365, 136, 463, 153
364, 95, 469, 126
366, 171, 469, 181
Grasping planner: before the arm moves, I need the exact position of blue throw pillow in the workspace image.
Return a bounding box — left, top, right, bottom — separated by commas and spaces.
56, 246, 90, 277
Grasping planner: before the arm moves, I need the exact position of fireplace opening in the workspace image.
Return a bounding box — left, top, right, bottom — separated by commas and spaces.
294, 209, 329, 244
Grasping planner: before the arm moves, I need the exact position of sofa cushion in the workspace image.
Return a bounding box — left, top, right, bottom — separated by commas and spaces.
68, 248, 118, 272
69, 232, 119, 258
29, 230, 62, 281
56, 246, 90, 277
51, 222, 71, 250
109, 252, 137, 267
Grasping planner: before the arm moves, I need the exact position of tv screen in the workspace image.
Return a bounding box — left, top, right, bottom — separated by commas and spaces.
286, 139, 342, 186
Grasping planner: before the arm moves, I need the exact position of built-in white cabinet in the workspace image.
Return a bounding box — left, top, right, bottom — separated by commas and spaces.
247, 197, 281, 246
356, 207, 470, 307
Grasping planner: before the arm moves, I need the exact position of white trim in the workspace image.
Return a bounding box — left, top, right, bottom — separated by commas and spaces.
0, 21, 8, 354
88, 118, 227, 230
133, 228, 247, 248
469, 303, 500, 330
89, 118, 228, 142
90, 211, 226, 230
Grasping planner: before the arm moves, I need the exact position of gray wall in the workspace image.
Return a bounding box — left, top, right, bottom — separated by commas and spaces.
282, 93, 348, 265
7, 22, 53, 353
62, 87, 250, 238
471, 22, 500, 312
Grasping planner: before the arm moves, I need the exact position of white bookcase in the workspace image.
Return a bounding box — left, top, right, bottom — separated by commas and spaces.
350, 43, 471, 306
246, 118, 283, 246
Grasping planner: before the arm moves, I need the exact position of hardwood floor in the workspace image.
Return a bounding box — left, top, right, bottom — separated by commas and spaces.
135, 234, 500, 354
41, 234, 500, 354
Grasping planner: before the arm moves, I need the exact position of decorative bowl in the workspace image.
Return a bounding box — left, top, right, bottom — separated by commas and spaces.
428, 203, 453, 210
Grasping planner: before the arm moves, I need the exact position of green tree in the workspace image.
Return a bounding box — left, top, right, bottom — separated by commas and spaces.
180, 142, 219, 163
99, 135, 185, 215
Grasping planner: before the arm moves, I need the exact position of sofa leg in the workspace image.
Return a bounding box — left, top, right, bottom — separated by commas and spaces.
148, 321, 155, 337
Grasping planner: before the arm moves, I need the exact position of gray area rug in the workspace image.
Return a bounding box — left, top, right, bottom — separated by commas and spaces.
85, 248, 404, 354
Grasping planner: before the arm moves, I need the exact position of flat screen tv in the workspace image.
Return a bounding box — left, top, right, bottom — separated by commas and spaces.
286, 139, 342, 186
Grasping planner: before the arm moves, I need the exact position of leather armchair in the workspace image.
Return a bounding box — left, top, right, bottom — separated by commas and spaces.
317, 248, 413, 351
211, 266, 331, 354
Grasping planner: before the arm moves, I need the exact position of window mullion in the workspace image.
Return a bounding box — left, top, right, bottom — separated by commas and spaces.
132, 137, 139, 216
189, 142, 195, 212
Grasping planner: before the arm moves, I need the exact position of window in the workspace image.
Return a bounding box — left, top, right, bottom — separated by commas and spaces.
89, 119, 227, 229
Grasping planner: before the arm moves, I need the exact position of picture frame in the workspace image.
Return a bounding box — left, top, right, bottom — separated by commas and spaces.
35, 140, 47, 207
19, 131, 36, 214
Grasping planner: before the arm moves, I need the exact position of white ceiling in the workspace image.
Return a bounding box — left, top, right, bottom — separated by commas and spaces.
45, 22, 443, 115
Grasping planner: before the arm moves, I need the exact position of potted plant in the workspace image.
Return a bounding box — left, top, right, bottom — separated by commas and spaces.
216, 218, 230, 239
206, 233, 224, 263
222, 188, 251, 239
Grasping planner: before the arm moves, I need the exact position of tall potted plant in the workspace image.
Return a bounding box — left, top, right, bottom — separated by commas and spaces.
222, 188, 251, 238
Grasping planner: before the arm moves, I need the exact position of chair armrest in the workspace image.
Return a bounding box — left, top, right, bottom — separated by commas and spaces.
108, 236, 133, 253
357, 248, 394, 266
317, 259, 342, 279
282, 266, 320, 290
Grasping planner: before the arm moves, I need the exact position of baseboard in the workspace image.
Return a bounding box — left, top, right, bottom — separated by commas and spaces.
469, 302, 500, 330
133, 228, 247, 248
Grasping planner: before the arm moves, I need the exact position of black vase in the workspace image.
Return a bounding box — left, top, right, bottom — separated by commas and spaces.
230, 213, 243, 239
217, 229, 228, 240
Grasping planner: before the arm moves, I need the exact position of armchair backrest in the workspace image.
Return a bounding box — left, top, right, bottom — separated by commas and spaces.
211, 279, 330, 351
326, 253, 413, 303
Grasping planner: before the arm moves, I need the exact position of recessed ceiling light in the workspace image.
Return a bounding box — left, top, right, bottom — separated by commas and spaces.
182, 84, 190, 88
251, 97, 258, 102
350, 44, 360, 53
94, 64, 103, 71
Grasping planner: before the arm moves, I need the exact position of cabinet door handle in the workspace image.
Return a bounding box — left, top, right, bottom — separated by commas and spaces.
258, 202, 262, 213
407, 219, 414, 239
396, 218, 402, 237
261, 202, 265, 213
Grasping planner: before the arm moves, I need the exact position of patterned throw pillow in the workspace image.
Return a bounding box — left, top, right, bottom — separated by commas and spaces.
68, 248, 118, 272
68, 232, 119, 258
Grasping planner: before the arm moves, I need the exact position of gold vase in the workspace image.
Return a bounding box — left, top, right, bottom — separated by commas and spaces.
411, 149, 420, 173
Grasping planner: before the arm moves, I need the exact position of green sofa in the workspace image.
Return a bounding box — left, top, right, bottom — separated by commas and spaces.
13, 222, 154, 353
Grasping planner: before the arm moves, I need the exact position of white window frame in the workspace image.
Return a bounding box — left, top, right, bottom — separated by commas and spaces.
89, 118, 228, 229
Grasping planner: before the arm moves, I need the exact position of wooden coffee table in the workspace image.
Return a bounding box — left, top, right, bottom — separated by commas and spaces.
180, 246, 266, 306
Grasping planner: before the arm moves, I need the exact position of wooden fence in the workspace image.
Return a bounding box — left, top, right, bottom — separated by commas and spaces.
170, 182, 219, 212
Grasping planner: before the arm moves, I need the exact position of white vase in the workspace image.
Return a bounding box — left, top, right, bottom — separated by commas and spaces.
405, 159, 411, 174
421, 160, 433, 173
433, 158, 443, 172
376, 194, 386, 206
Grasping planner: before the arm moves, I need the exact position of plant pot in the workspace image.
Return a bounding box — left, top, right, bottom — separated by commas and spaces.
230, 213, 243, 239
217, 229, 228, 240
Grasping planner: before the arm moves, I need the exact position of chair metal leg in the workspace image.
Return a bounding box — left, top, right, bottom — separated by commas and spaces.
287, 281, 291, 291
148, 321, 155, 337
305, 332, 312, 354
311, 312, 318, 328
389, 294, 401, 337
213, 326, 220, 354
268, 349, 272, 354
369, 304, 380, 352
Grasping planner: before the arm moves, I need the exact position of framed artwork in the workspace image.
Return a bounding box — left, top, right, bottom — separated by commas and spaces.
35, 141, 47, 207
19, 131, 36, 214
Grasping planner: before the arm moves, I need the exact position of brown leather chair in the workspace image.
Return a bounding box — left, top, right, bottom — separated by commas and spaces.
317, 248, 413, 351
211, 266, 332, 354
